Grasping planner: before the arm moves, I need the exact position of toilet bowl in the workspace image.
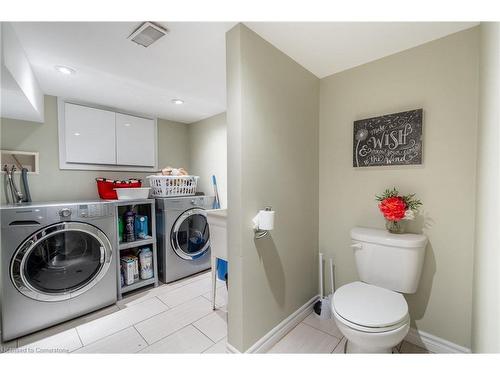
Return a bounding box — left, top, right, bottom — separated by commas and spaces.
331, 281, 410, 353
334, 227, 427, 353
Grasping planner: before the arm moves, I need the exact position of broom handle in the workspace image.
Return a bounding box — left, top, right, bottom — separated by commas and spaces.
319, 253, 323, 298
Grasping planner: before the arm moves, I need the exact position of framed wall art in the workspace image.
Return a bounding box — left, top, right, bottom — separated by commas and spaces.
353, 109, 423, 168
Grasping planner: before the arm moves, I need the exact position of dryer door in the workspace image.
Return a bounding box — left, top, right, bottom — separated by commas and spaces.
170, 208, 210, 260
10, 222, 112, 302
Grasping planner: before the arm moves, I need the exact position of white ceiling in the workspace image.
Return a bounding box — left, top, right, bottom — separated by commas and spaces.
8, 22, 478, 123
11, 22, 236, 123
245, 22, 478, 78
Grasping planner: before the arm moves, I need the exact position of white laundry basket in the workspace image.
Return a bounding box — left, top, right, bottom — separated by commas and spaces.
147, 175, 199, 197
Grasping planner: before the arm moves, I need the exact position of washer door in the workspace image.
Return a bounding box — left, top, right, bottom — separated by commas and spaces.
10, 222, 112, 302
170, 208, 210, 260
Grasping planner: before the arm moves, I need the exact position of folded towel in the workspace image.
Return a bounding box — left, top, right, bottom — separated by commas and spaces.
160, 166, 188, 176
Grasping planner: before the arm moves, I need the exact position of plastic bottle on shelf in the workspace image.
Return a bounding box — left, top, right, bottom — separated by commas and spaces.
118, 217, 124, 242
135, 215, 149, 239
123, 208, 136, 242
138, 247, 154, 279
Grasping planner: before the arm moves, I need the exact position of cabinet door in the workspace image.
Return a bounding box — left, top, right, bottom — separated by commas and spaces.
65, 103, 116, 165
115, 113, 156, 167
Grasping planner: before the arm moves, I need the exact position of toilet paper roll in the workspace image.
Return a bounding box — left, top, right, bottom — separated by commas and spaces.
256, 210, 275, 231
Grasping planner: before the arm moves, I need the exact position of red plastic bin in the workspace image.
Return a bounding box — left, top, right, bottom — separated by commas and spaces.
96, 178, 142, 200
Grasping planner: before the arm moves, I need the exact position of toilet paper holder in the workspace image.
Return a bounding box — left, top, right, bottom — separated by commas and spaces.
253, 206, 274, 240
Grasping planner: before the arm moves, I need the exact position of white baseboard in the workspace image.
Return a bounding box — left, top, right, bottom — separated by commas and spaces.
405, 328, 471, 354
225, 342, 241, 353
224, 297, 470, 354
225, 295, 319, 354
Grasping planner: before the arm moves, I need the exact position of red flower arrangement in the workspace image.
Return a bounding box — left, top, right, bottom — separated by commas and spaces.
378, 196, 407, 221
376, 188, 422, 233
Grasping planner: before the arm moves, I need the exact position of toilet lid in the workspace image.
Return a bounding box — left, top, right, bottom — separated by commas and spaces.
332, 282, 408, 328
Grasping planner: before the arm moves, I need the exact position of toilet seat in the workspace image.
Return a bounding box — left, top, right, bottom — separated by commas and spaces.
333, 308, 409, 333
332, 281, 409, 333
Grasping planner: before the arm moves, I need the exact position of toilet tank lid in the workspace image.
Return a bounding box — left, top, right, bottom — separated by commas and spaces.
351, 227, 428, 248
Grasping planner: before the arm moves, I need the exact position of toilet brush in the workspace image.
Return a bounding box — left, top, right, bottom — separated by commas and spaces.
313, 253, 323, 315
313, 253, 332, 319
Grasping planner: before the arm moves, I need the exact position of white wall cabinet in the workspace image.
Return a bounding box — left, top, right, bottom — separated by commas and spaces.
64, 103, 117, 165
59, 99, 157, 171
116, 113, 155, 167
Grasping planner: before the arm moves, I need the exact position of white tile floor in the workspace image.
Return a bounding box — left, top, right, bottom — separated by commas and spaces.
269, 313, 430, 354
2, 270, 228, 354
0, 270, 428, 354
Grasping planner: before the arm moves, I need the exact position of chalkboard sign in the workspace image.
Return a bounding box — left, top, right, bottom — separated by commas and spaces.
353, 109, 423, 167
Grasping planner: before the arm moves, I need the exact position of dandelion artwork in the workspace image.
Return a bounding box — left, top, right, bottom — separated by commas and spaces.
353, 109, 423, 167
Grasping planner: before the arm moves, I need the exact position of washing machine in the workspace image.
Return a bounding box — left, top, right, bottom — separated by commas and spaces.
156, 196, 213, 283
0, 201, 117, 341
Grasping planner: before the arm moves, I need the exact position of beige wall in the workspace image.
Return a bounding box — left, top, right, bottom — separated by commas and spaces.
319, 27, 479, 349
157, 118, 190, 171
188, 112, 227, 206
1, 95, 190, 203
226, 24, 319, 351
472, 22, 500, 353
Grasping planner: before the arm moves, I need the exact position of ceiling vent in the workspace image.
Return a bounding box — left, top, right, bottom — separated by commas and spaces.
128, 22, 168, 48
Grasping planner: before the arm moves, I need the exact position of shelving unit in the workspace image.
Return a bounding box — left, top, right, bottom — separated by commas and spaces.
114, 198, 159, 300
119, 237, 155, 251
121, 278, 156, 294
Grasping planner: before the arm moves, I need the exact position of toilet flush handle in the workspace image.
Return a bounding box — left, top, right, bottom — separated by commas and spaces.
351, 243, 363, 250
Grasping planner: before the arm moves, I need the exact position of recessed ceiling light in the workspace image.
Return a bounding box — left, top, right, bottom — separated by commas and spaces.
171, 99, 184, 105
55, 65, 76, 75
74, 132, 81, 136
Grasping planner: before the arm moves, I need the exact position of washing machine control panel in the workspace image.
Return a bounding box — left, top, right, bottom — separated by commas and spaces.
77, 204, 112, 218
59, 208, 72, 217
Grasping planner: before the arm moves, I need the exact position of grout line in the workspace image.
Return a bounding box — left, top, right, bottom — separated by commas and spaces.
155, 287, 215, 310
300, 319, 343, 340
152, 284, 214, 306
118, 291, 173, 310
73, 328, 85, 352
136, 323, 196, 348
77, 302, 171, 347
331, 337, 346, 353
191, 324, 218, 344
268, 322, 341, 354
165, 271, 211, 289
136, 304, 216, 347
202, 337, 227, 353
132, 325, 150, 352
77, 326, 151, 354
201, 294, 225, 308
121, 272, 211, 306
298, 321, 343, 342
155, 296, 172, 309
200, 287, 227, 306
74, 326, 134, 353
136, 323, 216, 354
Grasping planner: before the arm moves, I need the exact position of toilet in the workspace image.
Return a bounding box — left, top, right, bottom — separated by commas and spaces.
331, 227, 428, 353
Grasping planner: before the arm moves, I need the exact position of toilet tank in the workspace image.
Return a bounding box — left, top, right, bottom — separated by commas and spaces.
351, 227, 428, 294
